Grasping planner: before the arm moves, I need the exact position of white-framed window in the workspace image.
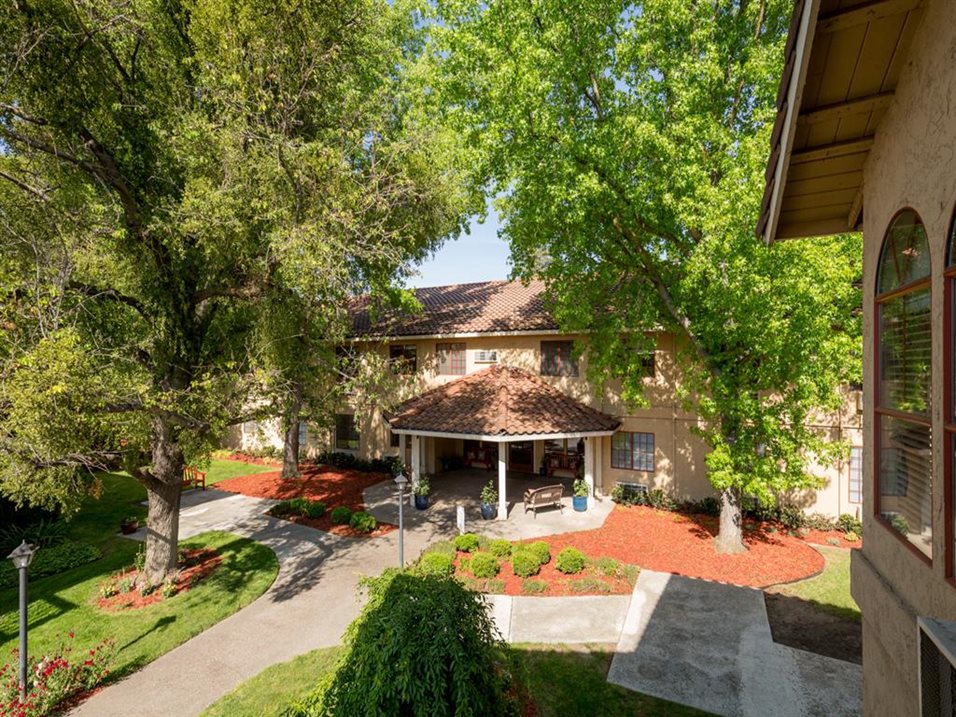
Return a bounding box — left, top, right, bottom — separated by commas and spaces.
437, 342, 466, 375
611, 431, 655, 472
474, 349, 498, 364
849, 446, 862, 504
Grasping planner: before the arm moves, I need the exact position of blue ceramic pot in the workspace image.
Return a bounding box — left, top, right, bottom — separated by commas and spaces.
414, 494, 429, 510
572, 495, 588, 512
480, 503, 497, 520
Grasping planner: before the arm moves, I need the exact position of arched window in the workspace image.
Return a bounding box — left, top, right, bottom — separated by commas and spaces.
876, 209, 932, 560
945, 207, 956, 574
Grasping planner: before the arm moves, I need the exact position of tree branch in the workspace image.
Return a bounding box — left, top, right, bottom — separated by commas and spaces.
69, 281, 148, 316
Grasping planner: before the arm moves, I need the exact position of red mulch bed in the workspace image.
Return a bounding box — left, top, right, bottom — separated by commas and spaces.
96, 548, 222, 611
454, 551, 635, 597
541, 506, 826, 588
223, 451, 282, 467
801, 528, 862, 549
216, 464, 396, 537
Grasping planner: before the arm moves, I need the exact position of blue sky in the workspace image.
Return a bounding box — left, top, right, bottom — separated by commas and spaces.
408, 207, 512, 288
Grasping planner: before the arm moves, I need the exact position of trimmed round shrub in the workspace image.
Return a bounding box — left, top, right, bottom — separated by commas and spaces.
454, 533, 480, 553
593, 556, 620, 577
510, 549, 540, 578
417, 552, 455, 577
330, 506, 353, 525
525, 541, 551, 566
290, 498, 326, 519
468, 552, 500, 579
555, 547, 587, 575
288, 571, 522, 717
349, 511, 377, 533
488, 539, 512, 558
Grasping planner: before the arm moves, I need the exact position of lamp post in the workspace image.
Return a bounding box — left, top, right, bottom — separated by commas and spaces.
7, 540, 37, 702
394, 472, 408, 569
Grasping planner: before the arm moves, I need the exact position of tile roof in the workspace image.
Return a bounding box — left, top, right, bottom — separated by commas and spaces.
350, 280, 558, 337
386, 365, 620, 438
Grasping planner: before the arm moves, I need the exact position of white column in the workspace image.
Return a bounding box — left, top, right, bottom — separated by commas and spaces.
411, 435, 421, 498
497, 445, 507, 520
584, 436, 595, 508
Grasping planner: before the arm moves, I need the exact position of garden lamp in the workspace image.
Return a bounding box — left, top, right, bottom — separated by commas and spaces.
394, 474, 408, 568
7, 540, 37, 702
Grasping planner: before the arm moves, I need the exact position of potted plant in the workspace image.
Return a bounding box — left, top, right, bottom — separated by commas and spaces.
572, 479, 589, 512
414, 474, 431, 510
120, 515, 140, 534
480, 480, 498, 520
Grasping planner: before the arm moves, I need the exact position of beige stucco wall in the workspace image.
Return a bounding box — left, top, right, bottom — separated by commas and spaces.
222, 331, 860, 517
850, 1, 956, 713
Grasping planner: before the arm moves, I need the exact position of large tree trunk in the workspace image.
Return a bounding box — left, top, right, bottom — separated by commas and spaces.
714, 486, 746, 554
281, 383, 303, 479
143, 416, 184, 586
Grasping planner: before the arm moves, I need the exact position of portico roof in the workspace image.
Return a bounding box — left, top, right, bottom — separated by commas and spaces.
386, 365, 620, 441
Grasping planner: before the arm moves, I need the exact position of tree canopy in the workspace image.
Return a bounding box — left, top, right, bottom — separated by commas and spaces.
426, 0, 862, 551
0, 0, 472, 580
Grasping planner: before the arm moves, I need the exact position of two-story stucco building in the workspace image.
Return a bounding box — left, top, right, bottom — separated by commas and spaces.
231, 278, 863, 521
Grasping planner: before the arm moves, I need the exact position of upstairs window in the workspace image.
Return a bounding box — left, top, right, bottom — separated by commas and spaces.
437, 342, 466, 375
541, 340, 578, 377
389, 344, 417, 374
474, 349, 498, 364
641, 352, 656, 378
875, 209, 932, 560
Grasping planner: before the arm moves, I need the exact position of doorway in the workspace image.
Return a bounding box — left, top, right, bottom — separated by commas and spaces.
508, 441, 534, 473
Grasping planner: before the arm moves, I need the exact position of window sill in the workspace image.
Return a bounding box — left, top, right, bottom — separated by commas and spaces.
875, 514, 933, 567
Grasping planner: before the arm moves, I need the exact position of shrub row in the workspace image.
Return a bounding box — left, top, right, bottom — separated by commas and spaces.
326, 505, 377, 533
271, 498, 326, 519
0, 541, 101, 589
317, 451, 402, 475
0, 517, 69, 554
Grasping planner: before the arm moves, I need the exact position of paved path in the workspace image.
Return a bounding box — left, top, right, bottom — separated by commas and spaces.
71, 488, 442, 717
608, 570, 862, 717
487, 594, 630, 644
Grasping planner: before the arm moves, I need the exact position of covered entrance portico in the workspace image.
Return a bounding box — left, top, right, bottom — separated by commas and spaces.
386, 365, 620, 520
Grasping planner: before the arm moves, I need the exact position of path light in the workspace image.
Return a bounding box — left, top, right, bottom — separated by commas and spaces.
7, 540, 37, 702
394, 472, 408, 569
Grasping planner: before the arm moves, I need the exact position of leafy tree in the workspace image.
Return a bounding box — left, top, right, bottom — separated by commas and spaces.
289, 570, 521, 717
428, 0, 862, 552
0, 0, 470, 582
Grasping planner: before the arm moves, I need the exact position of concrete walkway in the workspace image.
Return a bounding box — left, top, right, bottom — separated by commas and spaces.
486, 594, 630, 644
608, 570, 862, 717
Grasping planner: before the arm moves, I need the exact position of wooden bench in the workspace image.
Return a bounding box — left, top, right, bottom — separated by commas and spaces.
183, 466, 206, 491
523, 484, 564, 517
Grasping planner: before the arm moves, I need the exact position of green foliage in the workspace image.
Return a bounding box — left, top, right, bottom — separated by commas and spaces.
889, 514, 910, 535
480, 481, 498, 505
466, 552, 500, 579
288, 571, 519, 716
523, 541, 551, 566
488, 539, 513, 558
837, 514, 863, 536
592, 557, 620, 578
0, 540, 100, 589
415, 552, 455, 577
454, 533, 481, 553
317, 453, 403, 476
330, 507, 353, 526
510, 550, 541, 578
273, 498, 327, 520
570, 578, 612, 594
844, 531, 859, 543
427, 0, 863, 550
805, 513, 837, 532
572, 479, 589, 498
413, 474, 431, 496
348, 512, 377, 534
422, 540, 457, 559
554, 548, 586, 575
520, 579, 548, 595
0, 517, 68, 553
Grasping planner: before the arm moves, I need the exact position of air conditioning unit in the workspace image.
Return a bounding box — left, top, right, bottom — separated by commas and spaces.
918, 617, 956, 716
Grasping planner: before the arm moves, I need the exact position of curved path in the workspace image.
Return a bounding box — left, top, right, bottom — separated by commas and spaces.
70, 487, 440, 717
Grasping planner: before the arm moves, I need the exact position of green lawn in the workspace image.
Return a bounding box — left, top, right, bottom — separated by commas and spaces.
202, 644, 711, 717
774, 546, 859, 622
202, 458, 277, 486
0, 471, 279, 682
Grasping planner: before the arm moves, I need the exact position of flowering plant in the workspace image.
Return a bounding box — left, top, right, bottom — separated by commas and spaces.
1, 632, 113, 717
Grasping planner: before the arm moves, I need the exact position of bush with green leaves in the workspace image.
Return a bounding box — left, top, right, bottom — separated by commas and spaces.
554, 547, 586, 575
273, 498, 327, 519
454, 533, 480, 553
837, 513, 863, 535
348, 512, 377, 534
524, 541, 551, 566
488, 539, 512, 558
416, 552, 455, 577
287, 571, 521, 716
0, 540, 100, 589
592, 556, 620, 577
646, 489, 677, 511
510, 549, 540, 578
467, 552, 499, 579
317, 452, 403, 476
423, 540, 457, 558
330, 506, 353, 525
0, 517, 68, 553
805, 513, 836, 531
